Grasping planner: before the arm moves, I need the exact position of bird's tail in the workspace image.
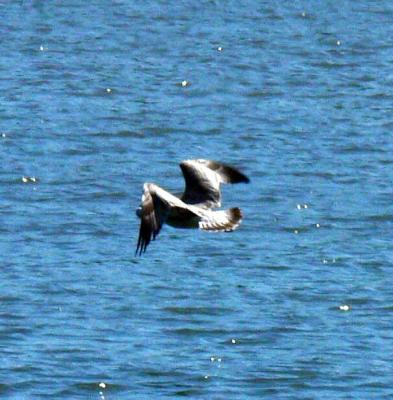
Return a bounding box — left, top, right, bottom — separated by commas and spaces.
199, 207, 243, 232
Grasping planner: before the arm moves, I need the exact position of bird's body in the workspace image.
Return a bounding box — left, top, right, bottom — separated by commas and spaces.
166, 206, 200, 229
136, 159, 250, 255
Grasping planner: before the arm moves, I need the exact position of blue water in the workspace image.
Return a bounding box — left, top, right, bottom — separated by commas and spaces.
2, 1, 393, 398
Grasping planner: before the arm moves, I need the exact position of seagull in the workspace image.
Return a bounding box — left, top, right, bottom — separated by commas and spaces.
135, 159, 250, 256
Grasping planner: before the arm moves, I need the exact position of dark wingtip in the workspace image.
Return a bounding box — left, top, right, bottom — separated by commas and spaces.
135, 223, 151, 257
224, 165, 250, 184
229, 207, 243, 222
240, 174, 250, 184
135, 240, 143, 257
205, 160, 250, 184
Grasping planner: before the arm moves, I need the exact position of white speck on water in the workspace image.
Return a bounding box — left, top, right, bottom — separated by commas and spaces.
99, 382, 106, 389
217, 46, 223, 51
210, 356, 215, 362
339, 304, 350, 311
316, 223, 320, 228
337, 40, 341, 46
304, 204, 308, 209
323, 259, 328, 264
40, 45, 44, 51
231, 339, 236, 344
301, 11, 306, 17
22, 176, 39, 183
217, 358, 222, 362
297, 204, 301, 210
106, 88, 111, 93
204, 375, 209, 379
294, 230, 299, 234
1, 133, 6, 138
181, 80, 188, 87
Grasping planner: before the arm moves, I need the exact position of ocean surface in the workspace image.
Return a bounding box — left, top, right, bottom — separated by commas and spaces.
2, 1, 393, 398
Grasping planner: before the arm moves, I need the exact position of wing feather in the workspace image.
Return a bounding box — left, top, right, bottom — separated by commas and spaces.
180, 159, 249, 208
136, 183, 171, 256
196, 160, 250, 184
199, 207, 243, 232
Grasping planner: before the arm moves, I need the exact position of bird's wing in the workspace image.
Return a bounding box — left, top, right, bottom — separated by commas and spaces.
180, 159, 250, 208
136, 183, 186, 256
199, 207, 243, 232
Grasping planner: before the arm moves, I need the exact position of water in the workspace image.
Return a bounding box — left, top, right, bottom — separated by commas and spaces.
2, 1, 393, 398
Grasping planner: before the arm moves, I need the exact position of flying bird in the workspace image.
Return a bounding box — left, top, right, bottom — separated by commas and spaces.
135, 159, 250, 256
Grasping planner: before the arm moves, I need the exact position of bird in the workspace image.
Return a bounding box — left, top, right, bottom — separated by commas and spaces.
135, 159, 250, 256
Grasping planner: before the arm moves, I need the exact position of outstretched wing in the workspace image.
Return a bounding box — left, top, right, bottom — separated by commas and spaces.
136, 183, 195, 256
199, 207, 243, 232
180, 159, 249, 208
136, 183, 168, 256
